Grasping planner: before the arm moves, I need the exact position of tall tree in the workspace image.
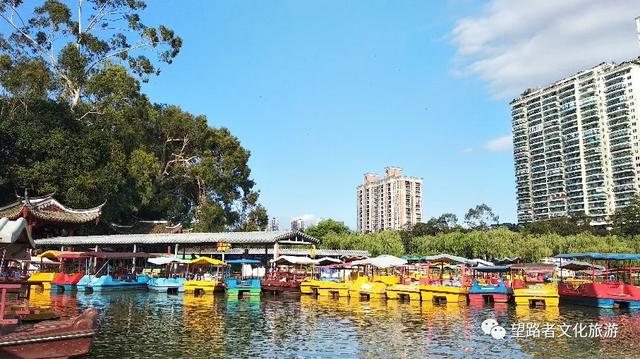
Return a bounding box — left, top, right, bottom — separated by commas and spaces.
306, 219, 351, 242
0, 0, 182, 108
464, 203, 499, 230
611, 197, 640, 237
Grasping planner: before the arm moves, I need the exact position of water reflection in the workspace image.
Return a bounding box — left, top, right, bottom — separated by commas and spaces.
21, 291, 640, 358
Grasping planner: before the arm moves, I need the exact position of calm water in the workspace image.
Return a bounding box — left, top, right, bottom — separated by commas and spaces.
28, 289, 640, 358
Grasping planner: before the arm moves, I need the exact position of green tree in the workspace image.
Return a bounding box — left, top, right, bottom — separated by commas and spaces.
464, 203, 499, 230
0, 0, 182, 108
611, 197, 640, 237
305, 219, 350, 242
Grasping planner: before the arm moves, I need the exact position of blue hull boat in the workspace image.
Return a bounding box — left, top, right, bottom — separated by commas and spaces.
147, 278, 186, 293
81, 275, 149, 292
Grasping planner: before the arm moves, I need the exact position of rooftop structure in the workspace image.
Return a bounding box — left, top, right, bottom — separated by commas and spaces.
0, 192, 104, 236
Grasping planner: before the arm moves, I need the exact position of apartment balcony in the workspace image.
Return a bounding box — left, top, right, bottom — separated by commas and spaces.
605, 82, 625, 93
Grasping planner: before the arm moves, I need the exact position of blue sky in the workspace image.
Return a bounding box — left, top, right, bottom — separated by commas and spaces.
138, 1, 640, 229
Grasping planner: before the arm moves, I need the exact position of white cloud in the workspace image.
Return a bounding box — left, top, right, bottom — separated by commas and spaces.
460, 147, 473, 154
484, 134, 512, 152
451, 0, 640, 99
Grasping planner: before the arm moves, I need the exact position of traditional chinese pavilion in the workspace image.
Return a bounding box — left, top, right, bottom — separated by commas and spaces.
0, 192, 104, 238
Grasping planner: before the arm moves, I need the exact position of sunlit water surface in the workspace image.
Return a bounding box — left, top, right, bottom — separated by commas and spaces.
28, 289, 640, 358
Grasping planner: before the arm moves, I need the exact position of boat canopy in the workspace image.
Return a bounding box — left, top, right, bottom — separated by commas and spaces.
316, 257, 342, 265
510, 263, 556, 272
148, 256, 190, 265
188, 257, 226, 266
555, 253, 640, 261
473, 265, 510, 273
271, 255, 318, 265
559, 260, 605, 271
350, 255, 407, 268
84, 252, 151, 259
421, 254, 475, 265
472, 258, 494, 266
29, 256, 56, 264
38, 250, 87, 260
225, 259, 261, 265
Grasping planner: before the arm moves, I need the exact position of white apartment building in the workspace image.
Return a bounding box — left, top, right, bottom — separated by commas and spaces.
512, 58, 640, 225
291, 218, 305, 231
356, 167, 423, 232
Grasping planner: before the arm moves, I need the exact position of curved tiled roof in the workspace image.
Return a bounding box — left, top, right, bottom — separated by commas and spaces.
0, 194, 103, 224
34, 230, 319, 246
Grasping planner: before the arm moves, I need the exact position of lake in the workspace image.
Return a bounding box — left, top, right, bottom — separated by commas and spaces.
28, 289, 640, 358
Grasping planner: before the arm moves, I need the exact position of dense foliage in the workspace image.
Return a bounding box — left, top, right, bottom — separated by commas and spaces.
0, 1, 267, 232
319, 229, 640, 262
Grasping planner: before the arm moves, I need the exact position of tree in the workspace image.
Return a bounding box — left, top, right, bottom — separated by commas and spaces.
464, 203, 499, 230
611, 197, 640, 237
305, 219, 350, 242
0, 0, 182, 108
238, 205, 268, 232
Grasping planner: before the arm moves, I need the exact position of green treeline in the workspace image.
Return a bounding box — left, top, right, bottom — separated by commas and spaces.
318, 229, 640, 262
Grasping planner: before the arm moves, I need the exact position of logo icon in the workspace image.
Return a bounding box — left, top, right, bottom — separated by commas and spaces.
481, 318, 506, 339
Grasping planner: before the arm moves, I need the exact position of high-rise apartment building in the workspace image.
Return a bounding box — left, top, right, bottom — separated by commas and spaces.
291, 218, 305, 231
356, 167, 423, 232
512, 59, 640, 225
269, 217, 279, 231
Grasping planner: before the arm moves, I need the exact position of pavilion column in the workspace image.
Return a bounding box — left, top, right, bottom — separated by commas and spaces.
174, 243, 179, 257
132, 244, 137, 272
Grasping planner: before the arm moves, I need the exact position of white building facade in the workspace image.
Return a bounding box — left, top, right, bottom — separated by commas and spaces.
512, 59, 640, 225
356, 167, 423, 232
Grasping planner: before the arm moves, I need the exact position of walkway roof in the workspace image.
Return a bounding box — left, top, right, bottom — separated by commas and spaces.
34, 230, 319, 246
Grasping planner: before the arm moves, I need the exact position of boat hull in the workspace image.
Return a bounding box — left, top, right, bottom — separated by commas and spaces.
468, 282, 512, 304
27, 273, 56, 290
558, 282, 640, 308
419, 285, 468, 304
83, 275, 149, 292
183, 280, 224, 294
148, 278, 186, 293
0, 308, 98, 359
513, 284, 559, 307
226, 278, 261, 297
386, 284, 421, 302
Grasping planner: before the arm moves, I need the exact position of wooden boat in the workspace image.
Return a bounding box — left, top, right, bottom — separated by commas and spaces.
511, 263, 558, 307
183, 257, 226, 295
225, 259, 262, 297
468, 265, 513, 304
146, 256, 189, 293
0, 283, 98, 359
78, 252, 151, 292
418, 254, 473, 305
0, 219, 98, 358
556, 253, 640, 309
